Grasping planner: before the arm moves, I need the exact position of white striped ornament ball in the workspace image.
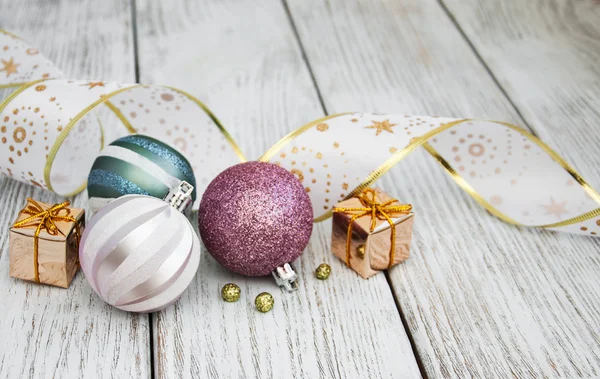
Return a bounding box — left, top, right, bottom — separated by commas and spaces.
79, 195, 201, 312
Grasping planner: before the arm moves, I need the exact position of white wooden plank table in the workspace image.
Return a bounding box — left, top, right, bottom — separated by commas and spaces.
1, 0, 599, 378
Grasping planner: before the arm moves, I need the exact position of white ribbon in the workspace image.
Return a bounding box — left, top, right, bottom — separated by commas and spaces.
1, 30, 599, 236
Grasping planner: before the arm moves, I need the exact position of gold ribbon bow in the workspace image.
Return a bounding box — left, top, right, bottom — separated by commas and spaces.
12, 198, 81, 283
332, 189, 412, 268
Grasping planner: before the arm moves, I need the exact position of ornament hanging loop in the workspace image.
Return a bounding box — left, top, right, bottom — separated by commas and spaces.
272, 263, 299, 292
164, 181, 194, 213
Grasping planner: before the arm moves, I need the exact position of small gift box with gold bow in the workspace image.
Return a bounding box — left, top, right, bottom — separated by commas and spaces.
331, 188, 414, 279
10, 198, 85, 288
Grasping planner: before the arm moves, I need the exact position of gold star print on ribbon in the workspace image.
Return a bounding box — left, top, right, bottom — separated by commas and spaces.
81, 81, 105, 89
1, 29, 600, 237
365, 119, 397, 135
0, 57, 19, 77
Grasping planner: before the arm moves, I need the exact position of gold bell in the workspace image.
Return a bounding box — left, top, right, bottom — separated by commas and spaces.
356, 244, 366, 258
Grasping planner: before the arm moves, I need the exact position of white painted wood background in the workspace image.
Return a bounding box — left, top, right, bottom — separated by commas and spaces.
1, 0, 599, 378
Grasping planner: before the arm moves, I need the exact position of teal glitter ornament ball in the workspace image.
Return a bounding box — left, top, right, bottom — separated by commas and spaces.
87, 134, 196, 212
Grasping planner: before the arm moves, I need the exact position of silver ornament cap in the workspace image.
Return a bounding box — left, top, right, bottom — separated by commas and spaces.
164, 181, 194, 213
272, 263, 299, 292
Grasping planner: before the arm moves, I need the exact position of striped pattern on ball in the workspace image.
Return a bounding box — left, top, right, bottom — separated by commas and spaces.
87, 134, 196, 203
79, 195, 201, 313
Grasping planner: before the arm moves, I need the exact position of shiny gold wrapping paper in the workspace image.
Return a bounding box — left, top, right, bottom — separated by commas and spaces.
9, 201, 84, 288
331, 188, 414, 279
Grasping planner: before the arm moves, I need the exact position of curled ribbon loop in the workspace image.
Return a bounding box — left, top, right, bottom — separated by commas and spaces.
12, 198, 81, 282
2, 29, 600, 236
333, 189, 412, 268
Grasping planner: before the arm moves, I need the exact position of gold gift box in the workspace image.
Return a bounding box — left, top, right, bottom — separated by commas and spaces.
331, 188, 414, 279
10, 199, 85, 288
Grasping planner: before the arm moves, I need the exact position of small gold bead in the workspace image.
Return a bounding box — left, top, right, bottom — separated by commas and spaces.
315, 263, 331, 280
356, 244, 366, 258
221, 283, 241, 302
255, 292, 274, 313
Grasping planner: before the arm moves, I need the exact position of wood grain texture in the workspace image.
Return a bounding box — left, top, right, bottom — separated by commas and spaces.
442, 0, 600, 190
0, 1, 150, 378
286, 0, 600, 377
135, 0, 422, 377
3, 0, 599, 377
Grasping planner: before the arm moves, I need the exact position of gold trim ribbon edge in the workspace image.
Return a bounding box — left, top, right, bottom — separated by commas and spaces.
266, 114, 600, 228
44, 83, 144, 195
165, 85, 247, 163
1, 27, 598, 230
0, 79, 249, 196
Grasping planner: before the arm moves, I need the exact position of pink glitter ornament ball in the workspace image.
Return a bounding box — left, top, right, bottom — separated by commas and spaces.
198, 161, 313, 276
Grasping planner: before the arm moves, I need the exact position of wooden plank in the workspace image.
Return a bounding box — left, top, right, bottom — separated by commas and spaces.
440, 0, 600, 188
286, 0, 600, 377
0, 1, 151, 378
135, 0, 422, 377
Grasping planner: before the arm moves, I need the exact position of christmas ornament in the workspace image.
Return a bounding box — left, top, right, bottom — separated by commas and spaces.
255, 292, 274, 313
315, 263, 331, 280
79, 182, 200, 312
221, 283, 241, 302
198, 161, 313, 291
87, 134, 196, 214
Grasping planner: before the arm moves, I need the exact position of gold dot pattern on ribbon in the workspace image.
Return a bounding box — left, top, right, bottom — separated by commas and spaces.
2, 29, 600, 235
